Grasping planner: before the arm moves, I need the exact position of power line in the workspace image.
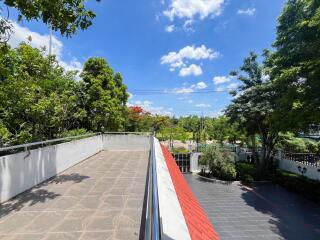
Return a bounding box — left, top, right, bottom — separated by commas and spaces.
129, 88, 236, 95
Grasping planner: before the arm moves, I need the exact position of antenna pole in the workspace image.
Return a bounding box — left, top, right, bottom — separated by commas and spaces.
49, 26, 52, 55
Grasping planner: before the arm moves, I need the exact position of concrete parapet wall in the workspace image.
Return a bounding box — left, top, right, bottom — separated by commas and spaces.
0, 135, 103, 203
102, 134, 150, 151
278, 158, 320, 181
0, 134, 151, 203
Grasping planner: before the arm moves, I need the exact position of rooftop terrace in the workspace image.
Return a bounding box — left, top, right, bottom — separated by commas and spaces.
0, 134, 218, 240
1, 134, 319, 240
0, 150, 148, 240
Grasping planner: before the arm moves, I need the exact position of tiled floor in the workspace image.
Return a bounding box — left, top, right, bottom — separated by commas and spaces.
184, 174, 320, 240
0, 151, 149, 240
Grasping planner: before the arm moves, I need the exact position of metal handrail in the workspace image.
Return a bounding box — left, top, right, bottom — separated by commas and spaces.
145, 134, 161, 240
0, 132, 155, 153
0, 132, 102, 152
104, 131, 152, 135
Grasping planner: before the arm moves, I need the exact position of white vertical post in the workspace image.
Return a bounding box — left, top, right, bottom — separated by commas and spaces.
49, 26, 52, 56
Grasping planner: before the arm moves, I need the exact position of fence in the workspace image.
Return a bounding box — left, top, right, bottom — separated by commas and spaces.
283, 153, 320, 167
172, 153, 191, 173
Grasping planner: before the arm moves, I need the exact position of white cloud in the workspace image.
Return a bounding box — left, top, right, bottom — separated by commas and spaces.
215, 82, 239, 91
163, 0, 225, 21
161, 45, 219, 76
128, 92, 134, 99
188, 99, 193, 104
183, 19, 194, 32
195, 81, 207, 89
165, 25, 175, 32
131, 100, 173, 116
227, 83, 239, 89
213, 75, 232, 85
261, 74, 270, 82
172, 81, 208, 94
237, 8, 256, 16
179, 64, 202, 77
8, 21, 82, 74
9, 22, 62, 56
59, 58, 82, 72
173, 86, 195, 94
161, 45, 218, 68
215, 86, 225, 92
195, 103, 211, 108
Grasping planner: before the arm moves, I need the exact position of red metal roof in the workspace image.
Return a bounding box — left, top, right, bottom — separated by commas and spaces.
161, 145, 220, 240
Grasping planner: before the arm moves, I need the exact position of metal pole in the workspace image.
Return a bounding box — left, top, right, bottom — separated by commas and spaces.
49, 26, 52, 56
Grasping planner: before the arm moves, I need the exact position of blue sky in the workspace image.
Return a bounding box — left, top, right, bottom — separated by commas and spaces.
5, 0, 285, 117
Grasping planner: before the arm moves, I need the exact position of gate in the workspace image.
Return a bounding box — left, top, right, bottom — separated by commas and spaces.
172, 153, 191, 173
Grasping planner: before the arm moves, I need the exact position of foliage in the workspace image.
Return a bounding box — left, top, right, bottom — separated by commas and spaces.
81, 58, 128, 132
278, 132, 320, 153
170, 146, 189, 154
236, 163, 258, 183
274, 170, 320, 204
158, 126, 188, 143
208, 116, 246, 144
226, 52, 279, 170
0, 44, 87, 145
0, 0, 100, 42
126, 106, 171, 132
178, 115, 202, 142
0, 44, 129, 146
199, 145, 237, 181
57, 128, 88, 138
269, 0, 320, 131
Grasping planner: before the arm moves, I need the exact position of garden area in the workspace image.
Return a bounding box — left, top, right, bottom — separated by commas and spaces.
198, 143, 320, 204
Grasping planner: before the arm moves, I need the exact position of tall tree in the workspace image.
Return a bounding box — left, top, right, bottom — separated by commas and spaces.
226, 52, 279, 170
269, 0, 320, 131
81, 58, 128, 132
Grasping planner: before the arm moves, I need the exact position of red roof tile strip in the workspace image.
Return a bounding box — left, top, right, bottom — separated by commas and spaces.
161, 145, 220, 240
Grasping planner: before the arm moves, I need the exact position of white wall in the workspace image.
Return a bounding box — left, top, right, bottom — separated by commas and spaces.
102, 134, 150, 151
0, 134, 153, 203
278, 158, 320, 181
0, 135, 103, 203
190, 152, 202, 173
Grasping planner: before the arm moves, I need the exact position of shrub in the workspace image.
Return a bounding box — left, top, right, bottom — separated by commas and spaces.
274, 170, 320, 204
199, 145, 237, 181
236, 163, 257, 178
57, 128, 88, 138
242, 174, 254, 185
171, 147, 189, 154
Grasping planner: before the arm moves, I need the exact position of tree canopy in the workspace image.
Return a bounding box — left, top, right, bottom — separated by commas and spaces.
81, 58, 128, 132
0, 0, 99, 43
269, 0, 320, 131
0, 44, 128, 147
226, 52, 279, 169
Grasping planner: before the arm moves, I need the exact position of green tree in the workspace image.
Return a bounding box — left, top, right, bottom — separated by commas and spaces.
199, 145, 237, 181
269, 0, 320, 131
178, 115, 200, 141
0, 0, 100, 43
208, 116, 245, 144
0, 43, 86, 145
81, 58, 128, 132
226, 52, 279, 170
